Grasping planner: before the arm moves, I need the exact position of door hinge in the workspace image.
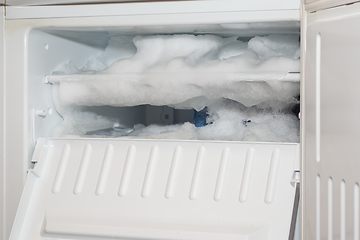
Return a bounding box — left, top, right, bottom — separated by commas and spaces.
291, 171, 300, 187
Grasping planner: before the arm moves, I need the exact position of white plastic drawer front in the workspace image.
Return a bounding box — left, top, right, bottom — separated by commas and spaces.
10, 138, 298, 240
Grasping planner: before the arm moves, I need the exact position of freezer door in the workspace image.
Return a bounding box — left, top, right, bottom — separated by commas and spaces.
10, 138, 299, 240
304, 2, 360, 240
305, 0, 359, 12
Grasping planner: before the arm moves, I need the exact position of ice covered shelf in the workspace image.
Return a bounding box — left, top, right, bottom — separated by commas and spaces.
46, 34, 301, 142
46, 72, 299, 110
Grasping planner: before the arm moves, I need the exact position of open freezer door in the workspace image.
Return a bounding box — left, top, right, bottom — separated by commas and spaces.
10, 138, 299, 240
304, 2, 360, 239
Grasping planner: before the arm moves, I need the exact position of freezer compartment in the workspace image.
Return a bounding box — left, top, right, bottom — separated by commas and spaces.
4, 7, 302, 240
28, 22, 300, 144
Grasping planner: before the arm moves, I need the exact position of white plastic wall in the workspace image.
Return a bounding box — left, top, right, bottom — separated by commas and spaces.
27, 29, 106, 150
4, 24, 105, 240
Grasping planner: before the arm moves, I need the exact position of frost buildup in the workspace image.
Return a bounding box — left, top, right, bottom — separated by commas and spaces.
52, 34, 300, 143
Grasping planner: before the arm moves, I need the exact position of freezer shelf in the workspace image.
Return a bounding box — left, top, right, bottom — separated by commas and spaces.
10, 138, 299, 240
47, 72, 300, 108
45, 72, 300, 83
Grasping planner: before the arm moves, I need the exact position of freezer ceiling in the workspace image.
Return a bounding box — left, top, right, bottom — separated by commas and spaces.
5, 0, 300, 7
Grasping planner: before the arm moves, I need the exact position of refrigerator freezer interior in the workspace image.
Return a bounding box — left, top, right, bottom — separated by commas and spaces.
8, 17, 301, 240
29, 22, 301, 145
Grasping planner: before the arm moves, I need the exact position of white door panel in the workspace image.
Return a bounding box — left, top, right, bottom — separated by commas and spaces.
305, 0, 359, 13
304, 2, 360, 239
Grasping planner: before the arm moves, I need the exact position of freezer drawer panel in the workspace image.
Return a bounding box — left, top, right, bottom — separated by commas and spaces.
10, 138, 298, 240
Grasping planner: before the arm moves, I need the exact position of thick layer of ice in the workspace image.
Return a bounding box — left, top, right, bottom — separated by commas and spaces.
102, 34, 299, 73
53, 108, 118, 136
52, 34, 300, 110
248, 35, 300, 61
52, 34, 300, 142
128, 101, 299, 143
54, 71, 299, 111
54, 99, 299, 143
54, 36, 137, 74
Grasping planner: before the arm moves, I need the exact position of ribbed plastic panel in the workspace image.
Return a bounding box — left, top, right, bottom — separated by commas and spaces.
10, 138, 299, 240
